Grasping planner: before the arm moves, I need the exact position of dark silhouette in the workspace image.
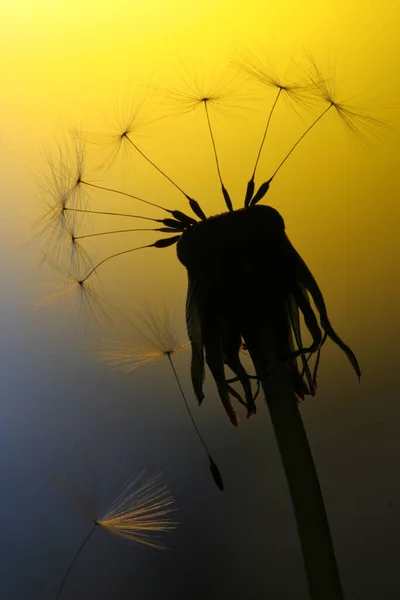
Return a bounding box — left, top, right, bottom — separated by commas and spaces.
177, 203, 360, 599
36, 54, 385, 599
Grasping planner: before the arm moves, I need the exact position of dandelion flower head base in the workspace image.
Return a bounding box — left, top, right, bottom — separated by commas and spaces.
177, 205, 360, 426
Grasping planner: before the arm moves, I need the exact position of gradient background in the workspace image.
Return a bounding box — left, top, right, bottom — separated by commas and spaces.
1, 1, 399, 599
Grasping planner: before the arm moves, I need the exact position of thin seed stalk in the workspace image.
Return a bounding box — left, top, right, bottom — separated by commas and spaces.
256, 348, 344, 600
56, 523, 97, 599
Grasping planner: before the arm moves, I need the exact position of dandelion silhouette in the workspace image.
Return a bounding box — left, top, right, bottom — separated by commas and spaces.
37, 53, 386, 600
100, 304, 224, 491
56, 472, 176, 599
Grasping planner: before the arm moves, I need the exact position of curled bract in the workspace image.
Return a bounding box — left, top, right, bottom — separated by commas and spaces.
177, 205, 360, 426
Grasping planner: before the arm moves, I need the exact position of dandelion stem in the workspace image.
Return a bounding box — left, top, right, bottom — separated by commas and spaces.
56, 523, 97, 600
250, 343, 344, 600
166, 353, 224, 491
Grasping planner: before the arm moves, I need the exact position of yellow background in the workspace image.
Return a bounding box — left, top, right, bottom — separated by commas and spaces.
2, 1, 399, 328
1, 2, 400, 597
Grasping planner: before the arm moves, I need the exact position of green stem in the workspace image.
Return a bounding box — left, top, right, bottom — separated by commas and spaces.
260, 359, 344, 600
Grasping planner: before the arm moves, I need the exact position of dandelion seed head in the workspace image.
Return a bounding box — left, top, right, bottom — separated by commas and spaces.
36, 276, 83, 308
137, 304, 186, 356
35, 250, 112, 333
233, 51, 314, 112
303, 55, 387, 141
45, 135, 87, 202
57, 467, 177, 550
87, 92, 158, 172
99, 303, 189, 372
99, 344, 168, 371
95, 473, 177, 550
54, 468, 177, 599
33, 137, 91, 266
162, 64, 251, 118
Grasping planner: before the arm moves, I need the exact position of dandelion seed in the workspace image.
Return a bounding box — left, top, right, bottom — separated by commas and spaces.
163, 66, 247, 115
90, 94, 208, 219
36, 276, 84, 309
56, 472, 176, 599
45, 135, 88, 207
100, 304, 224, 491
88, 94, 150, 171
164, 67, 255, 212
32, 138, 91, 267
79, 91, 206, 219
233, 52, 314, 205
34, 119, 205, 303
95, 472, 176, 546
302, 54, 387, 141
35, 253, 111, 333
99, 303, 188, 372
234, 51, 311, 109
245, 57, 387, 205
237, 53, 386, 207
